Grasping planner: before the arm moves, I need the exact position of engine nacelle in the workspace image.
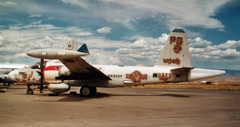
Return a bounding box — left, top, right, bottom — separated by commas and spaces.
44, 65, 62, 84
48, 83, 70, 94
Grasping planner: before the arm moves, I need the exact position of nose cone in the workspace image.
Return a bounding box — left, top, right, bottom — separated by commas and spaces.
8, 70, 18, 81
26, 50, 38, 57
206, 69, 226, 77
212, 70, 226, 76
219, 70, 226, 75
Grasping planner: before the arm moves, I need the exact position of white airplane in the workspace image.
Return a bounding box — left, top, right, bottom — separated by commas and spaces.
9, 28, 226, 96
0, 64, 30, 86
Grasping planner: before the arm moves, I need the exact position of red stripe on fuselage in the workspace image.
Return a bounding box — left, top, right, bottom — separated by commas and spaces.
43, 65, 62, 80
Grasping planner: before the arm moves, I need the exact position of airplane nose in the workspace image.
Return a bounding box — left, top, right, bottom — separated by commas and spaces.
8, 70, 18, 81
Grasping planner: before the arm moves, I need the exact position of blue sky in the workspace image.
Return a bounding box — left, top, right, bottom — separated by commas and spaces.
0, 0, 240, 70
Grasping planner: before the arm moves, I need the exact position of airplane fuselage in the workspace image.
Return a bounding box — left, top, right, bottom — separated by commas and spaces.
44, 64, 225, 87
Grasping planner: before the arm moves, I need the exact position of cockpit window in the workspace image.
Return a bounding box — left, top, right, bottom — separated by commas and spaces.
172, 28, 185, 33
31, 61, 47, 69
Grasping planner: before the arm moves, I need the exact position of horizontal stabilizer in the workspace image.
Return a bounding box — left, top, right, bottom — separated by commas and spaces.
171, 67, 194, 74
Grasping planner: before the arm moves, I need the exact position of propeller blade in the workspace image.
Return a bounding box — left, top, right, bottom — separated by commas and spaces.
40, 59, 44, 93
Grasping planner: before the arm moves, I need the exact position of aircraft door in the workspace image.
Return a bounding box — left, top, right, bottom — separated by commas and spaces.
170, 67, 193, 82
172, 73, 189, 82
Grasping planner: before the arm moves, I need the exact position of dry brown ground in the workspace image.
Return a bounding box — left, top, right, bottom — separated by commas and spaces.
131, 76, 240, 90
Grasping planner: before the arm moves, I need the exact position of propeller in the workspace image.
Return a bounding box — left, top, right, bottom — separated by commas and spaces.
39, 59, 44, 93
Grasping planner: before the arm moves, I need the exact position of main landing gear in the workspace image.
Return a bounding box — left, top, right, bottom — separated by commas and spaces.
26, 84, 34, 95
80, 85, 96, 97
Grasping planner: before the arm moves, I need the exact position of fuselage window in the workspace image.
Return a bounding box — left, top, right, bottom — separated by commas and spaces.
153, 73, 158, 78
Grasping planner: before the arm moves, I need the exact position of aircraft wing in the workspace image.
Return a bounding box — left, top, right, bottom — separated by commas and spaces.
59, 57, 111, 80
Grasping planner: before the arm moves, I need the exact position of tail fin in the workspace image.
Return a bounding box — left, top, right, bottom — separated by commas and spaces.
78, 44, 89, 54
65, 38, 78, 50
155, 28, 192, 67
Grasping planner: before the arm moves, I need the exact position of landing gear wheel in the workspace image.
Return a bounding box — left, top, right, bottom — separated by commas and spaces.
26, 89, 34, 95
80, 86, 97, 97
80, 86, 91, 96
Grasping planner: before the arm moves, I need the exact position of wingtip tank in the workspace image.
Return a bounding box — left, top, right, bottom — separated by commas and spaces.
26, 49, 89, 59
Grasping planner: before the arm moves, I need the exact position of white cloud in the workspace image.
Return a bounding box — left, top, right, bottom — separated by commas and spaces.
47, 17, 55, 20
0, 23, 128, 64
61, 0, 89, 8
71, 32, 93, 36
86, 49, 121, 65
97, 27, 112, 34
189, 47, 205, 54
32, 20, 42, 25
0, 36, 3, 46
189, 37, 212, 48
220, 49, 240, 60
78, 36, 129, 49
130, 39, 147, 48
14, 53, 27, 57
33, 36, 54, 48
28, 14, 42, 18
99, 0, 228, 29
208, 50, 222, 56
1, 21, 240, 69
0, 1, 17, 6
218, 40, 240, 49
158, 34, 169, 44
57, 0, 230, 30
113, 34, 166, 66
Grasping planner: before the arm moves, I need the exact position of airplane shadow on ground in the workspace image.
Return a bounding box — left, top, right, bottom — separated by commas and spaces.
21, 91, 191, 102
33, 92, 111, 102
2, 86, 26, 89
110, 93, 190, 98
57, 92, 111, 102
55, 92, 190, 102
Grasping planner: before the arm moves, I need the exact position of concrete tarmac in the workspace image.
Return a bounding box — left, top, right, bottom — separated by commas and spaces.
0, 85, 240, 127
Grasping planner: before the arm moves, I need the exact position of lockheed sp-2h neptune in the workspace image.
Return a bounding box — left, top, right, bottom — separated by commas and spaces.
9, 28, 225, 96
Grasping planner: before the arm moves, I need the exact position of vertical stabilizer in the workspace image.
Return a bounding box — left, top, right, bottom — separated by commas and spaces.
155, 28, 192, 67
65, 38, 78, 50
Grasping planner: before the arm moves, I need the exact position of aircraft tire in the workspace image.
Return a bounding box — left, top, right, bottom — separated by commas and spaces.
26, 89, 34, 95
80, 86, 96, 97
